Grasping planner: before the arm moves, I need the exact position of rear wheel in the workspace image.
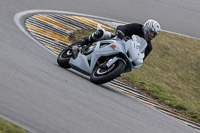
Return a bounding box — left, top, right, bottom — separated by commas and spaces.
57, 47, 72, 68
90, 60, 125, 84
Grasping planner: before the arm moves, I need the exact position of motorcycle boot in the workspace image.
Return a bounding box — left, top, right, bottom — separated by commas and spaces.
70, 30, 104, 54
69, 35, 93, 48
73, 30, 104, 48
69, 35, 93, 55
80, 30, 104, 46
79, 35, 94, 47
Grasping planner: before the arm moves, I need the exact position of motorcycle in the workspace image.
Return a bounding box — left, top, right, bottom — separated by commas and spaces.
57, 25, 147, 84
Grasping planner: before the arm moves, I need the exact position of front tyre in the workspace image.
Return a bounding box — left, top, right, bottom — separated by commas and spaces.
90, 60, 125, 84
57, 47, 72, 68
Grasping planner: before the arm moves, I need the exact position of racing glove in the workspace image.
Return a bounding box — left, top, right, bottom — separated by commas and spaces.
116, 30, 125, 39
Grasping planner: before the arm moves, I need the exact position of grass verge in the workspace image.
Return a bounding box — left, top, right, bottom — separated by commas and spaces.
69, 29, 200, 124
0, 117, 28, 133
121, 31, 200, 123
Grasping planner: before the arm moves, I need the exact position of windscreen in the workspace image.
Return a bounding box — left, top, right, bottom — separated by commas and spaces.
132, 35, 147, 53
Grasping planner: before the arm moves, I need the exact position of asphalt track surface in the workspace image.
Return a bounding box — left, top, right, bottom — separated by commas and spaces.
0, 0, 199, 133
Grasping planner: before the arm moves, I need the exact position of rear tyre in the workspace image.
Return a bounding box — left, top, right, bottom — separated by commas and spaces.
90, 60, 125, 84
57, 47, 72, 68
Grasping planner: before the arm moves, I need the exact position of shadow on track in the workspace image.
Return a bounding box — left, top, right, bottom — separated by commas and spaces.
55, 63, 129, 97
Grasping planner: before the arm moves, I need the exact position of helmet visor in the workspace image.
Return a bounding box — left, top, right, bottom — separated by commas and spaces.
148, 29, 157, 38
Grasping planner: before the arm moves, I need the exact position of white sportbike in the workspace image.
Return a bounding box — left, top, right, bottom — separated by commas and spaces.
57, 25, 147, 84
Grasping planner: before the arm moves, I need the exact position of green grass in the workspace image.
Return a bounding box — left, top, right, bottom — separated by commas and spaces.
122, 31, 200, 123
69, 29, 200, 123
0, 117, 28, 133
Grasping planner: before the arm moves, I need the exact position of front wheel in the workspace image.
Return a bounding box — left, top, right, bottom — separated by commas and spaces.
57, 47, 72, 68
90, 60, 126, 84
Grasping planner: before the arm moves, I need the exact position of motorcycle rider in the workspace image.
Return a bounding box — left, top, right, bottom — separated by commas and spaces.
74, 19, 161, 60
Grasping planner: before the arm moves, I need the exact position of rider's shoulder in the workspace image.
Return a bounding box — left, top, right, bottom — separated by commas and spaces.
128, 23, 142, 26
126, 23, 143, 29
